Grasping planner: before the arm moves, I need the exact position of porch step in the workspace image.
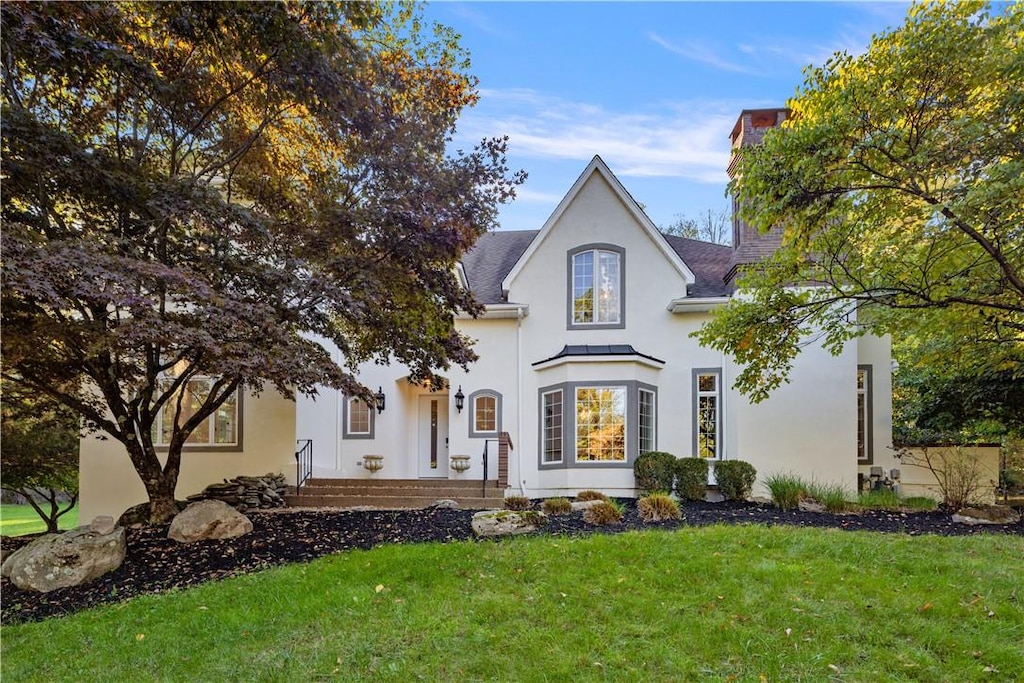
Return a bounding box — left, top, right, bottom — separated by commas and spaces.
285, 478, 506, 510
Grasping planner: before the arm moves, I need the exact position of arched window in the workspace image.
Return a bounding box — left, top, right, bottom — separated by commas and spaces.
468, 390, 502, 438
568, 244, 625, 329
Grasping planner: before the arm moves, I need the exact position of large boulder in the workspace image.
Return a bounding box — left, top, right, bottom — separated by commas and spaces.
0, 522, 126, 593
952, 506, 1022, 526
168, 499, 253, 543
471, 510, 547, 538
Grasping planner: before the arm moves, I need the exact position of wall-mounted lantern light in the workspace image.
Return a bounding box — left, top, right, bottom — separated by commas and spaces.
375, 386, 386, 413
454, 386, 465, 413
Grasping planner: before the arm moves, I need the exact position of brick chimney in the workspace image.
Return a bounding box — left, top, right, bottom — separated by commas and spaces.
725, 108, 789, 286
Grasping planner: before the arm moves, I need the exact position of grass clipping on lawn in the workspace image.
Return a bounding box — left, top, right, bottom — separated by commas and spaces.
3, 525, 1022, 682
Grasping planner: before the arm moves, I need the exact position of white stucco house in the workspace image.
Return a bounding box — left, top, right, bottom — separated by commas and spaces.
79, 109, 898, 520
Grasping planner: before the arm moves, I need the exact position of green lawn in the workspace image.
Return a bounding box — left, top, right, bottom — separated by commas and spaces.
0, 503, 79, 537
3, 525, 1022, 681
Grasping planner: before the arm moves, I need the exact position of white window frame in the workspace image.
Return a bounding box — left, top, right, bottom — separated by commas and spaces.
638, 387, 656, 454
568, 244, 625, 329
857, 365, 873, 463
342, 396, 375, 440
575, 386, 627, 463
694, 369, 721, 460
152, 376, 240, 449
468, 390, 502, 438
347, 397, 371, 436
541, 389, 563, 464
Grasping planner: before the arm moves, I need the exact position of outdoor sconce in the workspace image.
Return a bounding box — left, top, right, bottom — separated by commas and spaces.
375, 386, 386, 413
454, 386, 465, 413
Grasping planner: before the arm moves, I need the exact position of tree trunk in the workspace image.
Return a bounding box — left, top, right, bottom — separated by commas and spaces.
142, 475, 180, 525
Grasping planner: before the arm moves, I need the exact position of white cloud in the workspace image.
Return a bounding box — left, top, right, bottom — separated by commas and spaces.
649, 33, 760, 75
513, 186, 565, 204
459, 90, 771, 184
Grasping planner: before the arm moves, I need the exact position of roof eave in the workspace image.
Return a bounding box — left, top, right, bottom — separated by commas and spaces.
667, 297, 731, 313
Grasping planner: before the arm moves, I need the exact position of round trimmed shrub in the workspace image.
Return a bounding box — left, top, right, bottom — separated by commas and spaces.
675, 457, 710, 501
717, 460, 757, 501
633, 451, 677, 494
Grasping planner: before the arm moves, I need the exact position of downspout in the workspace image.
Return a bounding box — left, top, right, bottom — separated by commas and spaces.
516, 306, 527, 496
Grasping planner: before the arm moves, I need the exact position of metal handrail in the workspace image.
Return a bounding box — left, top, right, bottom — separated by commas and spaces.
295, 439, 313, 491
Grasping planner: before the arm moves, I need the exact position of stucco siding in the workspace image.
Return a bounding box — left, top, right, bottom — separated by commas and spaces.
79, 387, 296, 521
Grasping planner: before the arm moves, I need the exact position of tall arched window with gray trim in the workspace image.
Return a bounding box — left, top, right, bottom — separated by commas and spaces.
468, 390, 502, 438
567, 244, 625, 329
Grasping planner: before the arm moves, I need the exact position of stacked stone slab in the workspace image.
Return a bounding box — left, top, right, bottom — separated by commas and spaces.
185, 473, 288, 512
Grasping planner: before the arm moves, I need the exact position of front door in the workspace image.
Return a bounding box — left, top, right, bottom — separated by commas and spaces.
417, 394, 449, 478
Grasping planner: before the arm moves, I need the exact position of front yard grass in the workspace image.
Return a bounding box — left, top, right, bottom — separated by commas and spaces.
0, 503, 79, 537
3, 524, 1022, 681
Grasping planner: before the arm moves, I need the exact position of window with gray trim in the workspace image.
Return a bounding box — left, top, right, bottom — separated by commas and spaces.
567, 244, 625, 329
857, 365, 873, 463
541, 389, 563, 463
538, 381, 655, 469
693, 369, 721, 460
469, 389, 502, 438
152, 376, 241, 450
639, 387, 656, 454
343, 396, 375, 439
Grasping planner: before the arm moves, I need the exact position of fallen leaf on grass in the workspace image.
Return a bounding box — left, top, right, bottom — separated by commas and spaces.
917, 602, 933, 613
135, 634, 145, 641
828, 664, 841, 674
374, 584, 384, 593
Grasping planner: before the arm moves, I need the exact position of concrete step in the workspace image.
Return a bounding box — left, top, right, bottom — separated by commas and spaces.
287, 478, 505, 510
284, 493, 505, 510
304, 478, 492, 490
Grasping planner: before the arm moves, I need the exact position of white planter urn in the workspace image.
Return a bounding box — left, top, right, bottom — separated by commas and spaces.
450, 455, 471, 473
363, 454, 384, 474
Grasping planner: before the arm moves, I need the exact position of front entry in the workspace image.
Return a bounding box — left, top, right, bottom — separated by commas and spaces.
417, 394, 449, 478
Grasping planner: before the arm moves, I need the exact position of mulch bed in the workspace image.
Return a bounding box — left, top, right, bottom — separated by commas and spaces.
2, 500, 1021, 625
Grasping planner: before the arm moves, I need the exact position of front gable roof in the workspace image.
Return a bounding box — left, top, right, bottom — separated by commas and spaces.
499, 156, 696, 297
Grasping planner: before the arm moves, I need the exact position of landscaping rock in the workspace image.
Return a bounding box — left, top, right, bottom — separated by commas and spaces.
431, 499, 460, 509
471, 510, 548, 537
89, 516, 116, 535
571, 500, 605, 511
952, 506, 1022, 526
798, 500, 826, 514
168, 500, 253, 543
185, 473, 288, 513
0, 525, 126, 593
116, 501, 186, 528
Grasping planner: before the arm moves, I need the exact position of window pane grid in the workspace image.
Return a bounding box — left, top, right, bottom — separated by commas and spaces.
542, 390, 563, 463
348, 398, 371, 435
576, 387, 626, 462
474, 395, 497, 433
572, 249, 620, 325
153, 377, 237, 447
639, 388, 655, 454
696, 373, 719, 460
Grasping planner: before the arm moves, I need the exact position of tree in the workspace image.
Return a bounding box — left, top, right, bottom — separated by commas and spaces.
1, 380, 80, 533
695, 1, 1023, 402
1, 2, 523, 523
662, 207, 731, 245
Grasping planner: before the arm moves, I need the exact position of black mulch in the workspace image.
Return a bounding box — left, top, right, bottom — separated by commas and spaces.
2, 500, 1021, 625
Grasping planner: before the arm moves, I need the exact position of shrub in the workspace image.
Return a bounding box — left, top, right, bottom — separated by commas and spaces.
504, 495, 531, 511
715, 460, 757, 501
633, 451, 677, 494
541, 497, 572, 515
637, 493, 681, 522
675, 458, 709, 501
764, 473, 806, 510
575, 489, 609, 502
896, 444, 988, 509
805, 481, 852, 513
582, 500, 623, 525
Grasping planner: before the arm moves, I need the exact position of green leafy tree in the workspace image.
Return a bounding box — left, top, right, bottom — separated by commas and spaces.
1, 380, 80, 533
696, 1, 1023, 402
1, 2, 523, 523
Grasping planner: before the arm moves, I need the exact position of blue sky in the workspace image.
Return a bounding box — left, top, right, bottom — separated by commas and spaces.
425, 1, 911, 232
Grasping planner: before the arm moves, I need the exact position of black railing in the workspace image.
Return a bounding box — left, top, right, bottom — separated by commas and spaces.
295, 439, 313, 491
482, 438, 498, 498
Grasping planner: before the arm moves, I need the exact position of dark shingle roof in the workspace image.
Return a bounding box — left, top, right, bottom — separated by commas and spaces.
532, 344, 665, 366
662, 235, 733, 298
461, 230, 538, 304
460, 230, 734, 304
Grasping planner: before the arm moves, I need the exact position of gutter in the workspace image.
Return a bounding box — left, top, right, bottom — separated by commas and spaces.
455, 303, 530, 320
666, 297, 730, 313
